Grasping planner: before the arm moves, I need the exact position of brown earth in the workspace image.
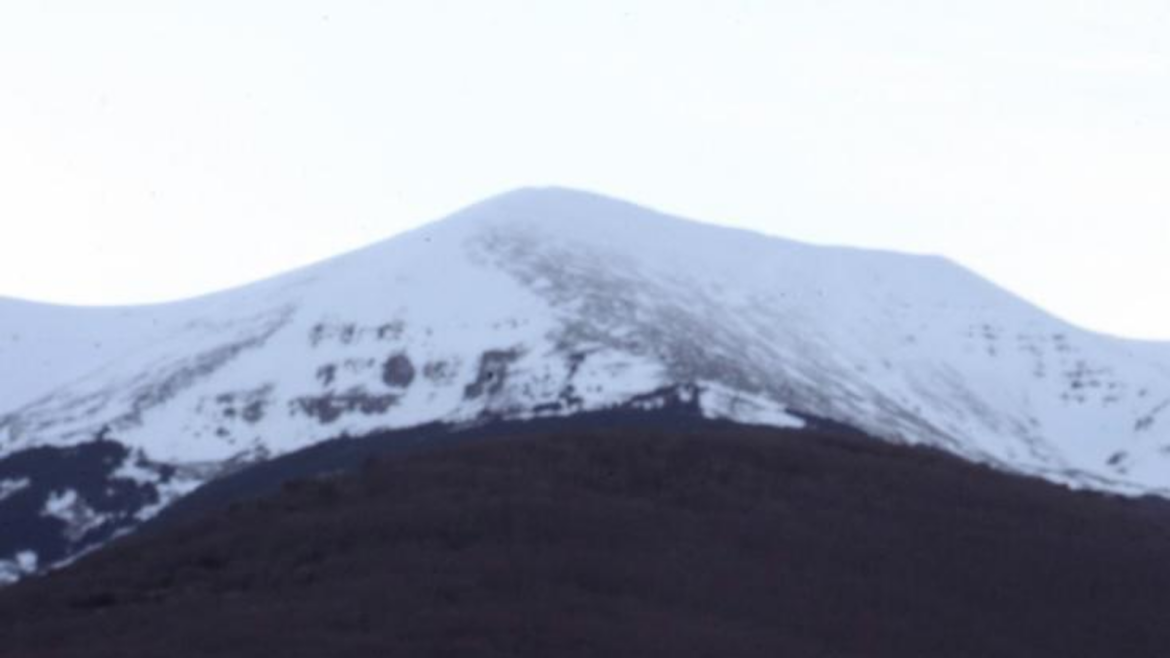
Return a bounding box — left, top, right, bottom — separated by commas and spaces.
2, 421, 1169, 657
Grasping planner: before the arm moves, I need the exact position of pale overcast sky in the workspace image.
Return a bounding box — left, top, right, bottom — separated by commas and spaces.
1, 1, 1167, 339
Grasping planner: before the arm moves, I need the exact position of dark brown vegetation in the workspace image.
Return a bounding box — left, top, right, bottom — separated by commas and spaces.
3, 421, 1170, 657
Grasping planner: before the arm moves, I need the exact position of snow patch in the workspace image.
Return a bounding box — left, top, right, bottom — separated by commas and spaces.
134, 470, 204, 522
41, 490, 109, 542
112, 452, 160, 486
0, 551, 38, 585
0, 477, 30, 503
698, 383, 806, 429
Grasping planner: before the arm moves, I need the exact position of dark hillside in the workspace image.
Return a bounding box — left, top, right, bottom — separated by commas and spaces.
2, 422, 1170, 657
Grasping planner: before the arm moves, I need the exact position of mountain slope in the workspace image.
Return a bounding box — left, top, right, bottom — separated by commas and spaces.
2, 187, 1169, 579
3, 421, 1170, 658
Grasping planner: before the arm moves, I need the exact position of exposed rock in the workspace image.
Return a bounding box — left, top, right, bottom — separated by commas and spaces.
206, 385, 273, 426
292, 391, 401, 424
315, 364, 337, 387
464, 349, 523, 399
423, 360, 457, 385
0, 440, 161, 575
382, 354, 415, 389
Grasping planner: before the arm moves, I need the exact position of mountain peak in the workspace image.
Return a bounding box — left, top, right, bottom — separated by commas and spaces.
439, 186, 682, 236
470, 185, 649, 213
3, 187, 1170, 582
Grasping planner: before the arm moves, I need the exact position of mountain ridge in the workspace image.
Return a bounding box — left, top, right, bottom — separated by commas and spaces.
2, 186, 1169, 581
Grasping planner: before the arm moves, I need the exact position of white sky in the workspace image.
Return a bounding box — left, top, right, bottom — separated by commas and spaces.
1, 1, 1167, 340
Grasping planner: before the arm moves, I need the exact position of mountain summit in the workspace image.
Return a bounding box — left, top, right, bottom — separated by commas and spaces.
2, 187, 1169, 580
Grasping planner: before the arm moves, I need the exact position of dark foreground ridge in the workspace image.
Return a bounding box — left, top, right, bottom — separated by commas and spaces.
2, 419, 1170, 657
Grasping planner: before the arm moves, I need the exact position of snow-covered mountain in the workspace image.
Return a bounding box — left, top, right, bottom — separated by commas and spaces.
3, 187, 1170, 581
